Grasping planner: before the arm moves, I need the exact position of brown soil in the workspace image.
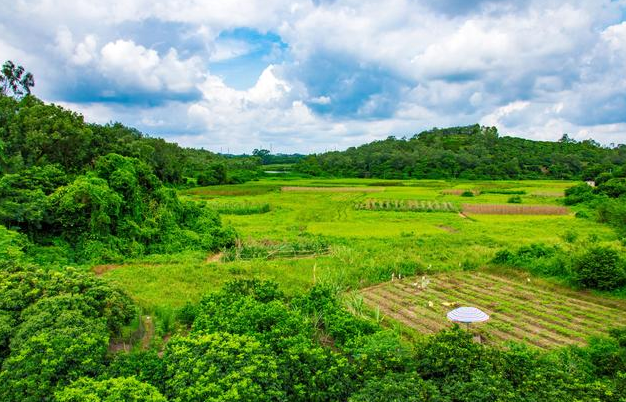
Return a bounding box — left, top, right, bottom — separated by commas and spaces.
437, 225, 459, 233
93, 264, 123, 276
206, 252, 223, 263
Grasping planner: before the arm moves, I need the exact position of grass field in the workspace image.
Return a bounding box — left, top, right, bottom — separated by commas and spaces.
360, 269, 626, 349
100, 177, 622, 347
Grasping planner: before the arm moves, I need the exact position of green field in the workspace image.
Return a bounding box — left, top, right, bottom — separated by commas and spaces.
100, 178, 617, 311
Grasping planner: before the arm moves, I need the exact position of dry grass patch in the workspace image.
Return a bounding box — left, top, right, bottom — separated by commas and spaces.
462, 204, 569, 215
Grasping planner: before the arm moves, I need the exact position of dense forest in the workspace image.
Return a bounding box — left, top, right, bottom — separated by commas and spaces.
1, 61, 626, 402
295, 125, 626, 180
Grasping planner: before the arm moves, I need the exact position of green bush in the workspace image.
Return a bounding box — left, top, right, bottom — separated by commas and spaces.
573, 246, 626, 290
461, 190, 474, 197
349, 372, 443, 402
507, 195, 522, 203
564, 183, 595, 205
56, 376, 167, 402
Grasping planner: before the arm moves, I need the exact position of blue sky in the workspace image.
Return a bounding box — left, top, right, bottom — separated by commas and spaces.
1, 0, 626, 153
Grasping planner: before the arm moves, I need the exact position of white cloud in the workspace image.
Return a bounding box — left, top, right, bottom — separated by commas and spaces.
98, 40, 204, 93
3, 0, 626, 152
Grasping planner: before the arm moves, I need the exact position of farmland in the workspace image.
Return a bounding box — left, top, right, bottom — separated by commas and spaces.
102, 177, 620, 316
361, 269, 626, 349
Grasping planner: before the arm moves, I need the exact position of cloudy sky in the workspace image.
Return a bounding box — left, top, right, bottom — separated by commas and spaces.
2, 0, 626, 153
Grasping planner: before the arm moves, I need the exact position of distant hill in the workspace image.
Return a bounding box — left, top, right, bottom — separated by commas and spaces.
294, 125, 626, 180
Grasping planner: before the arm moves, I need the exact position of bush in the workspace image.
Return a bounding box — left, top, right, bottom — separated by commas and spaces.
56, 377, 167, 402
564, 183, 595, 205
461, 191, 474, 197
573, 246, 626, 290
348, 372, 443, 402
507, 195, 522, 204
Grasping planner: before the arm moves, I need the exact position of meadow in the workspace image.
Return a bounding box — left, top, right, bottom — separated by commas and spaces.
100, 177, 618, 316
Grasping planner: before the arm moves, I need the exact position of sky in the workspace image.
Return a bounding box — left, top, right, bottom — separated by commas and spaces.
2, 0, 626, 153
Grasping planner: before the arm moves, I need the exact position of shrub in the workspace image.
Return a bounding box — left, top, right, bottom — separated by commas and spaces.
348, 372, 443, 402
507, 195, 522, 204
461, 191, 474, 197
564, 183, 595, 205
55, 377, 167, 402
573, 246, 626, 290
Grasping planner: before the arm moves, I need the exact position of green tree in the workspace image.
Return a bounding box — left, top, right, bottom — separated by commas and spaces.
56, 377, 168, 402
0, 61, 34, 98
163, 332, 285, 402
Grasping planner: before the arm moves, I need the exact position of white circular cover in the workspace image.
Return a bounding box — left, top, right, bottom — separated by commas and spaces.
446, 307, 489, 323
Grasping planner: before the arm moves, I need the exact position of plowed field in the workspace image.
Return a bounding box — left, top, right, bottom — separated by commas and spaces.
361, 271, 626, 349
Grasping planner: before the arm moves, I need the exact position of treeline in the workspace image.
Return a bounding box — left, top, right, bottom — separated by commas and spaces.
295, 125, 626, 179
0, 93, 243, 264
564, 167, 626, 236
0, 95, 262, 186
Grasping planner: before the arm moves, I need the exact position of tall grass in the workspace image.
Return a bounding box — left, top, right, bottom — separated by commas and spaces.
209, 202, 271, 215
355, 199, 458, 213
222, 237, 331, 261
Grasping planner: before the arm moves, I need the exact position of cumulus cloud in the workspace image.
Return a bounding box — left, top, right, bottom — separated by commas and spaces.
2, 0, 626, 152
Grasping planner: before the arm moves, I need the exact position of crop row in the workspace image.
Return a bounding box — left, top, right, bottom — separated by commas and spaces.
360, 272, 626, 349
355, 199, 458, 212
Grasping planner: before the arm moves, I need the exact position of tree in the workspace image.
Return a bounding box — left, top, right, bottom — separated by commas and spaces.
163, 332, 285, 402
56, 377, 168, 402
0, 61, 34, 98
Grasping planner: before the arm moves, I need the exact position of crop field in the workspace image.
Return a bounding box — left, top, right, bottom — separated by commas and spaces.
281, 186, 383, 192
462, 204, 570, 215
361, 270, 626, 349
103, 178, 619, 319
355, 199, 458, 212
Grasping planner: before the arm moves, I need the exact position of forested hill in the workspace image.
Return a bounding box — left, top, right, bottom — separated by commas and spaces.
0, 95, 260, 185
294, 125, 626, 180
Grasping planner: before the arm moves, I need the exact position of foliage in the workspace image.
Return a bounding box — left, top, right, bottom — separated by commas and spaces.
348, 372, 443, 402
492, 243, 571, 278
294, 125, 625, 180
163, 332, 285, 402
0, 261, 135, 401
573, 246, 626, 290
0, 60, 34, 98
56, 377, 168, 402
507, 195, 522, 203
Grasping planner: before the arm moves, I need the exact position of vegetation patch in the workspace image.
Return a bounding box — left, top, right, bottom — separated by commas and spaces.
355, 199, 458, 213
222, 237, 331, 261
442, 189, 480, 196
208, 202, 271, 215
462, 204, 569, 215
281, 186, 383, 192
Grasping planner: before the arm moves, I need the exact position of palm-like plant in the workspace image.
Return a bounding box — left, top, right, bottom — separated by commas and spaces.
0, 60, 35, 98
